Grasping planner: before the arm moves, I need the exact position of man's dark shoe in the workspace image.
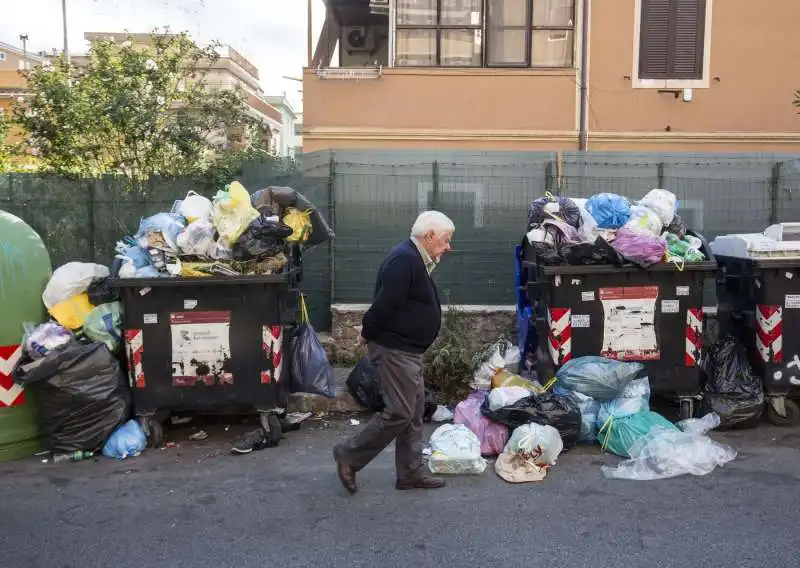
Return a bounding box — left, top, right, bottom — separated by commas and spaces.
231, 428, 273, 455
395, 475, 446, 491
333, 445, 358, 494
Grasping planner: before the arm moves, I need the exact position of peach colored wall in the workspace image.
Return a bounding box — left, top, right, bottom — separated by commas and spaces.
303, 68, 578, 132
589, 0, 800, 134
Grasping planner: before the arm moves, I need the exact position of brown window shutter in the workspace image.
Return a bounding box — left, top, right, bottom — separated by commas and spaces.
670, 0, 706, 79
639, 0, 671, 79
639, 0, 706, 80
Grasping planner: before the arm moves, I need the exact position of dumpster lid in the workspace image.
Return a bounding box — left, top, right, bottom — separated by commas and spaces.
108, 273, 291, 288
711, 223, 800, 260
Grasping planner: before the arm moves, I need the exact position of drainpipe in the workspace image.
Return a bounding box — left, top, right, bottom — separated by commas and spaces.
578, 0, 590, 151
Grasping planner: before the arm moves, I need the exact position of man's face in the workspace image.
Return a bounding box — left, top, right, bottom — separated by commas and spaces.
422, 230, 453, 261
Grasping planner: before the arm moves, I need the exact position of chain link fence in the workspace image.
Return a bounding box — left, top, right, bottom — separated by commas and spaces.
3, 150, 800, 330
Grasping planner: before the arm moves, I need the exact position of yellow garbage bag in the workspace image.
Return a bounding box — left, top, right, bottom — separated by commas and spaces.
283, 208, 313, 243
49, 293, 95, 330
491, 370, 546, 394
212, 181, 259, 247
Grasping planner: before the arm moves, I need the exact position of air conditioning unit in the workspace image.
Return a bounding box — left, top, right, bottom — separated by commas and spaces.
346, 27, 370, 50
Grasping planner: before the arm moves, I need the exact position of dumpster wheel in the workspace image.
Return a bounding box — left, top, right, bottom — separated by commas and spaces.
766, 399, 800, 427
679, 399, 695, 421
143, 417, 164, 448
260, 413, 282, 446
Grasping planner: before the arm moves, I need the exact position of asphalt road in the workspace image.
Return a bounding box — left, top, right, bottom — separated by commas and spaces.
1, 416, 799, 568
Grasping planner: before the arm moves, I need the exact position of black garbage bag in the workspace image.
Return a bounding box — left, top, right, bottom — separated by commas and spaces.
13, 341, 130, 454
665, 214, 688, 239
346, 355, 439, 420
251, 186, 335, 248
560, 237, 624, 266
481, 392, 582, 448
86, 278, 120, 305
700, 335, 764, 427
529, 242, 563, 265
527, 196, 582, 229
233, 214, 292, 261
347, 356, 383, 410
290, 322, 336, 398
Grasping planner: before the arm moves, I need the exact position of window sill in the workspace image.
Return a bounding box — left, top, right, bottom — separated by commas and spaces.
632, 77, 710, 90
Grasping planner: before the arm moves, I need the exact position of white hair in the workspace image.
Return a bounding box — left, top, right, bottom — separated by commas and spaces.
411, 210, 455, 237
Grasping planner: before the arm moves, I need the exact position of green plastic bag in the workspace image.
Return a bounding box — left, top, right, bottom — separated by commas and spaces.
83, 302, 123, 352
597, 411, 677, 458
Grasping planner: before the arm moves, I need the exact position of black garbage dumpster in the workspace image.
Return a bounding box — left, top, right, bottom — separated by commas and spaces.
715, 252, 800, 426
112, 272, 299, 446
522, 232, 716, 419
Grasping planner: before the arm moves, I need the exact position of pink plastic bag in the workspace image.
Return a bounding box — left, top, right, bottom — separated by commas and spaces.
611, 228, 666, 268
453, 391, 509, 456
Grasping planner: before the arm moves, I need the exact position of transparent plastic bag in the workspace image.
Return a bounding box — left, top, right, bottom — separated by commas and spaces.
495, 423, 563, 484
283, 208, 313, 243
556, 356, 643, 401
428, 424, 487, 475
83, 302, 123, 352
601, 424, 737, 481
553, 385, 599, 443
23, 322, 72, 359
43, 262, 110, 310
597, 411, 676, 458
177, 218, 216, 257
472, 341, 520, 390
136, 213, 186, 252
677, 412, 721, 434
597, 377, 651, 424
212, 181, 260, 247
611, 228, 667, 268
102, 419, 147, 460
624, 205, 663, 237
638, 188, 677, 227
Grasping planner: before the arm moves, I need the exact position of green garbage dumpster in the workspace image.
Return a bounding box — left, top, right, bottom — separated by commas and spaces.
0, 210, 52, 462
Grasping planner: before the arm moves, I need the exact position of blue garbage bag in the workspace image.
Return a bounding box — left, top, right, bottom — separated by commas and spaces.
102, 420, 147, 460
597, 377, 651, 424
554, 385, 600, 443
597, 411, 677, 458
136, 213, 186, 250
291, 322, 336, 398
556, 356, 643, 401
585, 193, 631, 229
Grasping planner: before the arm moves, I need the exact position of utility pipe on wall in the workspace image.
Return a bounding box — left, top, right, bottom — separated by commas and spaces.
578, 0, 590, 151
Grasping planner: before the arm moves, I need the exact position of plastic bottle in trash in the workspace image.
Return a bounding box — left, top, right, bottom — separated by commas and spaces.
52, 451, 94, 463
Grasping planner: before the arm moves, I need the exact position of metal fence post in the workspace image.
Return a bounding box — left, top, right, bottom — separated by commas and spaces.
431, 160, 440, 208
87, 178, 96, 262
770, 161, 783, 224
328, 154, 336, 315
657, 162, 665, 188
545, 160, 555, 194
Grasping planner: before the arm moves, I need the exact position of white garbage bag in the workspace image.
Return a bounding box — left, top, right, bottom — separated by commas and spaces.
178, 191, 213, 222
638, 188, 677, 227
176, 218, 216, 257
487, 386, 531, 411
495, 423, 563, 483
623, 205, 663, 237
427, 424, 487, 475
42, 262, 110, 310
472, 341, 521, 390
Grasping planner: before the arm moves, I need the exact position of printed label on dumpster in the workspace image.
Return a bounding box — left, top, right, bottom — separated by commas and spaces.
676, 286, 690, 297
261, 326, 284, 384
170, 311, 233, 387
183, 299, 198, 310
785, 295, 800, 309
571, 314, 590, 328
661, 300, 680, 314
581, 291, 595, 302
143, 313, 158, 324
599, 286, 660, 361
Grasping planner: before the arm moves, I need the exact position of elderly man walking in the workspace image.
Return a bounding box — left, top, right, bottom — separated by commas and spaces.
333, 211, 455, 494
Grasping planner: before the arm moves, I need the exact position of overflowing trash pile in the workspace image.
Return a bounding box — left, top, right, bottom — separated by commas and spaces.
425, 342, 738, 483
525, 189, 707, 268
113, 182, 333, 278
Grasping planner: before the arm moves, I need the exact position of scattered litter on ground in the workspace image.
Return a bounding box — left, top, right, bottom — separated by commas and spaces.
188, 430, 208, 441
349, 418, 360, 426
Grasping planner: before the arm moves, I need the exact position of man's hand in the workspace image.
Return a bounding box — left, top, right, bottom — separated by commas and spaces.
357, 334, 366, 347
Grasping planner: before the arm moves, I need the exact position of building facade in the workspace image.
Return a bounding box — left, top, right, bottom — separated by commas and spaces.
303, 0, 800, 153
0, 41, 41, 145
265, 94, 301, 158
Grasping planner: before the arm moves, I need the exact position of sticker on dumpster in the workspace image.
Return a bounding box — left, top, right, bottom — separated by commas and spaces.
183, 299, 198, 310
124, 329, 145, 388
786, 295, 800, 309
261, 326, 283, 384
676, 286, 690, 297
661, 300, 680, 314
170, 311, 234, 387
581, 291, 595, 302
571, 314, 590, 328
599, 286, 660, 361
143, 313, 158, 324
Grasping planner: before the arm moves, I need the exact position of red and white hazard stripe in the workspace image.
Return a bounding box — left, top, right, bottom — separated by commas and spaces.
756, 304, 783, 363
124, 329, 145, 388
548, 308, 572, 366
261, 326, 284, 383
685, 308, 703, 366
0, 345, 24, 407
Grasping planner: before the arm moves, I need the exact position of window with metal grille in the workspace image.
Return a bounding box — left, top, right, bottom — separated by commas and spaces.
639, 0, 706, 80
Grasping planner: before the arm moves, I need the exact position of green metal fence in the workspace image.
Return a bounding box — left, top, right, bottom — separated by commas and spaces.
3, 150, 800, 330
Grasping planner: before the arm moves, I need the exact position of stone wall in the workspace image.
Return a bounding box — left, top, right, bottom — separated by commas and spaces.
327, 304, 517, 364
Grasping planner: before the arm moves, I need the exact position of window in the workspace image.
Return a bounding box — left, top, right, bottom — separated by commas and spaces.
638, 0, 707, 82
0, 52, 6, 62
396, 0, 483, 67
395, 0, 574, 68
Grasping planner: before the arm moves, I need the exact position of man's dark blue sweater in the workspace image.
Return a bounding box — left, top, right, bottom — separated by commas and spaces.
361, 240, 442, 354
